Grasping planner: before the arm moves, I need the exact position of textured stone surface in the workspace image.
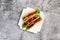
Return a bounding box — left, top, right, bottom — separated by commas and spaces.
0, 0, 60, 40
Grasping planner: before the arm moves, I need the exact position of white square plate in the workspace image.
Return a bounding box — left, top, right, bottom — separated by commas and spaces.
18, 7, 45, 33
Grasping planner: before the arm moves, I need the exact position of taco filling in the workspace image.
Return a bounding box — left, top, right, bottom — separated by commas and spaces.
22, 9, 42, 30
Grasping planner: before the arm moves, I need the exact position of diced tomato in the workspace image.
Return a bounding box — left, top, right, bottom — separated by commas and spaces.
27, 18, 41, 28
34, 18, 41, 23
24, 17, 34, 24
27, 11, 36, 16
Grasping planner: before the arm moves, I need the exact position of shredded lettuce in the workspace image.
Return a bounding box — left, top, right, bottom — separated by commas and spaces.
22, 23, 29, 30
36, 9, 40, 13
26, 26, 29, 31
22, 24, 27, 28
35, 9, 40, 18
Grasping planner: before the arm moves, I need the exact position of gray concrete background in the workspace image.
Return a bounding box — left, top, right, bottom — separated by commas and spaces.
0, 0, 60, 40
